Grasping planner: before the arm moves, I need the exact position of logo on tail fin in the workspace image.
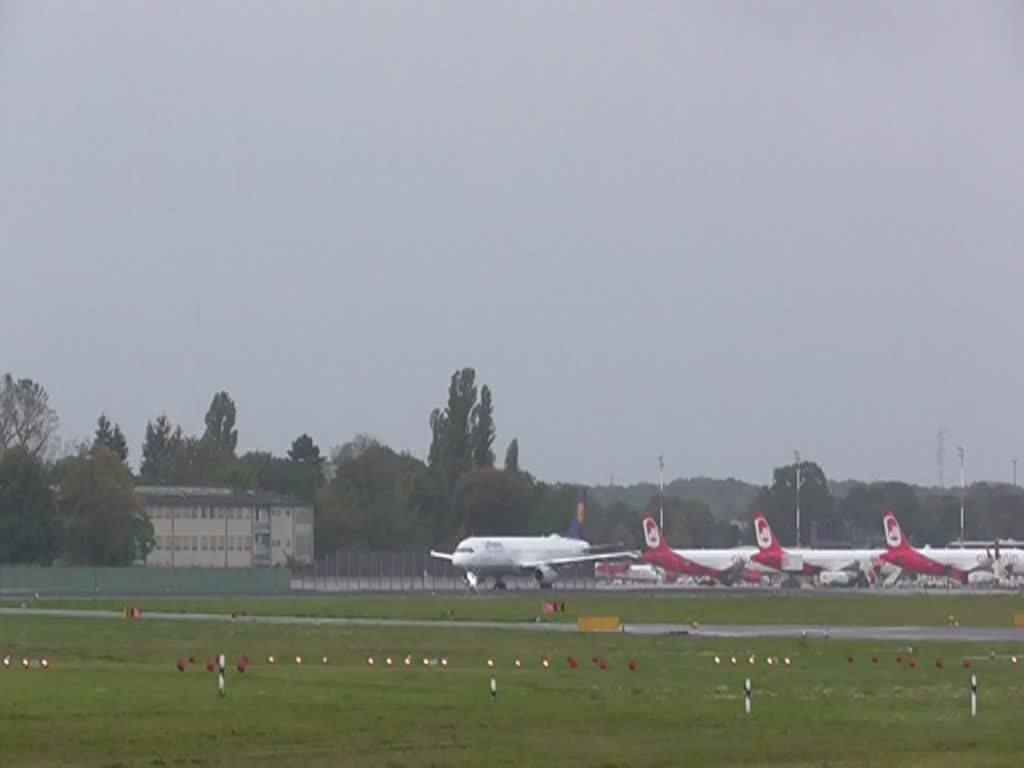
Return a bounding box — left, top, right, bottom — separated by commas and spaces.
883, 513, 903, 549
642, 517, 661, 549
568, 488, 586, 540
754, 515, 773, 550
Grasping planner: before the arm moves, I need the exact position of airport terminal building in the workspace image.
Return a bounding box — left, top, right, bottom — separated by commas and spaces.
136, 486, 314, 568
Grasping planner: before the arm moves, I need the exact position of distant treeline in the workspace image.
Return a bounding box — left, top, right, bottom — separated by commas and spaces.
0, 368, 1020, 567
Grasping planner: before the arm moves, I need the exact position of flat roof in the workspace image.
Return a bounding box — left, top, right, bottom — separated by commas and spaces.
135, 485, 310, 509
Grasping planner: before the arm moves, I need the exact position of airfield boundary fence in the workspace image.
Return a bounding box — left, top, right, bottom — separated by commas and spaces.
0, 566, 290, 596
291, 550, 601, 591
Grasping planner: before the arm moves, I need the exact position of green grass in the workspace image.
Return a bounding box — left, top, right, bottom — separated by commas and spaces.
3, 613, 1024, 766
8, 591, 1024, 628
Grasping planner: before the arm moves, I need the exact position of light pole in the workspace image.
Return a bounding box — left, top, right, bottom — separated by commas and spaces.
658, 455, 665, 532
793, 450, 804, 547
1014, 458, 1018, 488
956, 445, 965, 543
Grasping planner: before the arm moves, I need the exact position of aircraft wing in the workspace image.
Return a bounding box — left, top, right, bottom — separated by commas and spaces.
429, 550, 454, 561
520, 550, 640, 569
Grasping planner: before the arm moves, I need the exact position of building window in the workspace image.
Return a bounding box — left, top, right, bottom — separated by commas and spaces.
244, 536, 252, 549
217, 536, 224, 551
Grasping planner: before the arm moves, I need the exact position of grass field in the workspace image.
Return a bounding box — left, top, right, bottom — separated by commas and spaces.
4, 606, 1024, 767
8, 591, 1024, 628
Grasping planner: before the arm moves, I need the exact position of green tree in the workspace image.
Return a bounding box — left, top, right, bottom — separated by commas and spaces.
60, 445, 153, 565
165, 435, 252, 488
203, 391, 238, 455
837, 482, 919, 545
504, 438, 519, 473
140, 414, 183, 482
333, 434, 380, 464
288, 433, 322, 464
470, 385, 495, 468
0, 447, 61, 564
316, 443, 425, 551
525, 482, 576, 535
427, 408, 447, 468
0, 374, 59, 458
970, 483, 1024, 542
407, 464, 452, 546
93, 413, 129, 464
454, 467, 532, 536
643, 495, 721, 547
751, 460, 834, 546
426, 368, 481, 491
240, 437, 324, 504
441, 368, 476, 487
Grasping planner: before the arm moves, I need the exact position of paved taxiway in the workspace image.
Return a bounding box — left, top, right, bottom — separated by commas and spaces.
4, 607, 1024, 643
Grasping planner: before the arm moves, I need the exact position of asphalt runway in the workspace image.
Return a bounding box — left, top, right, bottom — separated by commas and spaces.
6, 584, 1021, 599
5, 607, 1024, 644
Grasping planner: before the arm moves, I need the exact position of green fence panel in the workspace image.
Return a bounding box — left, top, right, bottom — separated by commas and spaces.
0, 566, 290, 595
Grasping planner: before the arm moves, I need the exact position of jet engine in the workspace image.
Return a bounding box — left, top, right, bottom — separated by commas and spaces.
533, 565, 558, 587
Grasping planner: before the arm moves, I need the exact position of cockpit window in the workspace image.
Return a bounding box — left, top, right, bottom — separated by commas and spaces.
455, 546, 475, 554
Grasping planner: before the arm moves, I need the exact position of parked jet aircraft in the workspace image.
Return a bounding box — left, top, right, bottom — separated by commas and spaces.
877, 512, 1020, 585
750, 513, 881, 586
638, 515, 756, 585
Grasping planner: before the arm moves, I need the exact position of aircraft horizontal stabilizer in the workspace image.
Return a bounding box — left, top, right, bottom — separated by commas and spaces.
429, 550, 455, 561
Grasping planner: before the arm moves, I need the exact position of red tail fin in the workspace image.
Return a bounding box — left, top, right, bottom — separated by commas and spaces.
752, 513, 780, 552
882, 512, 908, 551
641, 515, 670, 552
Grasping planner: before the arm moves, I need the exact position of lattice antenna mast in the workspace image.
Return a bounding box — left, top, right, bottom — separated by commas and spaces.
936, 427, 947, 488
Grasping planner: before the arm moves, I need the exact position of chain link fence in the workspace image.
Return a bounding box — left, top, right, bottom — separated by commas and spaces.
290, 550, 601, 591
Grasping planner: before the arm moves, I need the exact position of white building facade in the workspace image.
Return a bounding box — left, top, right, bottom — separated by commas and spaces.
137, 486, 314, 568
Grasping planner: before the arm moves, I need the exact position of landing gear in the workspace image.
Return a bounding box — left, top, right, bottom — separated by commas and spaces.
492, 578, 507, 590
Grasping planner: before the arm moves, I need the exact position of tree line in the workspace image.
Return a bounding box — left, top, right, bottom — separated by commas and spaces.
1, 367, 1022, 567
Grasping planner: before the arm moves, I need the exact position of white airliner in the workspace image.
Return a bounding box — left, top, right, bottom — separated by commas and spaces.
877, 512, 1023, 586
750, 513, 883, 586
639, 515, 759, 585
430, 489, 639, 590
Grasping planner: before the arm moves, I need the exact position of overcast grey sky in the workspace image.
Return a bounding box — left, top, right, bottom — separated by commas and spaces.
2, 2, 1022, 487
